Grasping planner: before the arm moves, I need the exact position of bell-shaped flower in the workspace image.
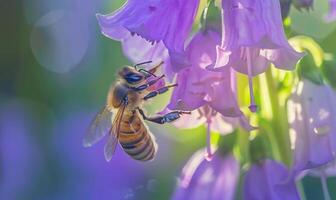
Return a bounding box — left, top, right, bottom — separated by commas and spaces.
209, 0, 304, 111
244, 159, 300, 200
287, 79, 336, 173
96, 0, 200, 73
172, 149, 240, 200
168, 30, 242, 117
167, 30, 255, 159
293, 0, 314, 11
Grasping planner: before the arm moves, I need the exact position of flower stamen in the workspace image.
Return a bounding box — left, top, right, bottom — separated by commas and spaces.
246, 48, 258, 113
205, 119, 213, 161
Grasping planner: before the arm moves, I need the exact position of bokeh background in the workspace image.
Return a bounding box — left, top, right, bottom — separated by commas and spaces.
1, 0, 336, 199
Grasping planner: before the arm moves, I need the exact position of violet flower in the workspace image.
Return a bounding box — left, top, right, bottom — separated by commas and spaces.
209, 0, 304, 112
167, 30, 255, 159
168, 30, 244, 118
96, 0, 200, 73
287, 79, 336, 173
244, 159, 300, 200
172, 149, 239, 200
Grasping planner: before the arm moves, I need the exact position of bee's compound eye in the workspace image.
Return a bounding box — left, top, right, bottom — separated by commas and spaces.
125, 73, 142, 83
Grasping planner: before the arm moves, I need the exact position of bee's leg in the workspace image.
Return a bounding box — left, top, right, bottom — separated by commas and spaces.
131, 75, 165, 92
143, 84, 178, 100
137, 108, 190, 124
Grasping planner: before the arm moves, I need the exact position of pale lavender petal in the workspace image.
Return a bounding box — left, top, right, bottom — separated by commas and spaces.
210, 114, 235, 134
168, 68, 207, 111
121, 34, 168, 64
209, 70, 243, 117
97, 0, 199, 53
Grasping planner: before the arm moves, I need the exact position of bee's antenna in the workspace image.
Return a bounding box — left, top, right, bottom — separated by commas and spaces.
133, 61, 152, 69
139, 69, 157, 77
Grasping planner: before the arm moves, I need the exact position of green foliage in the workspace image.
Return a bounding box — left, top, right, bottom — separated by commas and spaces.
217, 130, 238, 156
290, 36, 325, 84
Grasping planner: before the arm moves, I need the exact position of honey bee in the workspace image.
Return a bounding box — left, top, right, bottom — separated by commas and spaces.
83, 61, 190, 161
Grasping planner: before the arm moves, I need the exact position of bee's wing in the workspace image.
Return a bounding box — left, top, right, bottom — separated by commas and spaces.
104, 130, 118, 162
104, 103, 127, 162
83, 106, 113, 147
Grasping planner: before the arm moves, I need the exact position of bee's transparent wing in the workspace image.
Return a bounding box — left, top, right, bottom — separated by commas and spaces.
83, 106, 113, 147
104, 132, 118, 162
104, 103, 126, 161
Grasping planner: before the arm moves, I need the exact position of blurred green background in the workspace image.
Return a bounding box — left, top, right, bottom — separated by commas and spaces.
1, 0, 336, 199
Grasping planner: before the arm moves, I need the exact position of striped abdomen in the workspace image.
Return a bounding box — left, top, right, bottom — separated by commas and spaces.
118, 110, 157, 161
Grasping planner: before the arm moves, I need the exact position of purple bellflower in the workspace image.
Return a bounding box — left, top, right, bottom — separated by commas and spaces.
168, 30, 245, 118
96, 0, 200, 73
172, 149, 239, 200
209, 0, 304, 112
167, 30, 255, 160
287, 79, 336, 173
244, 159, 300, 200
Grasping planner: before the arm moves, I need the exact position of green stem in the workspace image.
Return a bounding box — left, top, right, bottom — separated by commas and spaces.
297, 181, 307, 200
320, 171, 331, 200
265, 69, 292, 165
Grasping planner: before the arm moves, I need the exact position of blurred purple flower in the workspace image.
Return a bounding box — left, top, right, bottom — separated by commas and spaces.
0, 101, 42, 200
51, 111, 148, 200
172, 149, 239, 200
326, 0, 336, 22
244, 159, 300, 200
209, 0, 304, 111
287, 79, 336, 173
293, 0, 314, 11
97, 0, 200, 73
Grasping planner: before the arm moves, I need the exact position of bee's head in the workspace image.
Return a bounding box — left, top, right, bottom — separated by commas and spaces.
119, 66, 145, 85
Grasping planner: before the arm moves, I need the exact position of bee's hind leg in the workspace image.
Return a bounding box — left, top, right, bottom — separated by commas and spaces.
137, 108, 190, 124
143, 84, 178, 100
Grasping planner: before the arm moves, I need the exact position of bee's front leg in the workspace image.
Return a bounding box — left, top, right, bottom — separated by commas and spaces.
137, 108, 190, 124
131, 75, 165, 92
143, 84, 178, 100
